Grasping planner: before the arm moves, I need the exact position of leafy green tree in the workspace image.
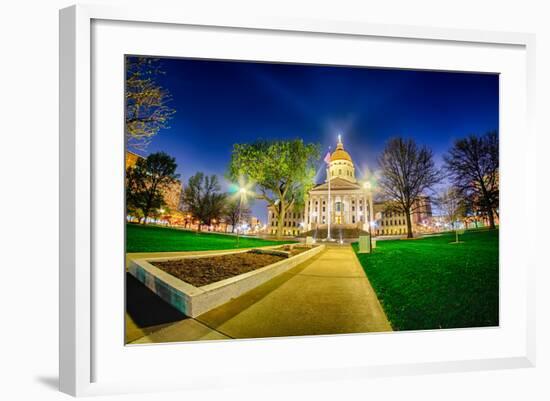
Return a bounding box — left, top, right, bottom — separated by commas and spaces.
125, 57, 176, 151
444, 131, 499, 229
126, 152, 179, 224
378, 137, 441, 238
182, 173, 227, 231
228, 139, 319, 238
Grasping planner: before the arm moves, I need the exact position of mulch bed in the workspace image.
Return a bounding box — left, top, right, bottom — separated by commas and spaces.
151, 247, 313, 287
151, 252, 285, 287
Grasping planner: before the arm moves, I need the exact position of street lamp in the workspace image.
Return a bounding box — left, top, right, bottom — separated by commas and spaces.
236, 186, 247, 246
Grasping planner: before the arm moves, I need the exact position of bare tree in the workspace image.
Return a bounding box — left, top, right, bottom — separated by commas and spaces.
444, 131, 499, 229
436, 187, 466, 243
125, 57, 176, 151
224, 198, 252, 233
378, 137, 441, 238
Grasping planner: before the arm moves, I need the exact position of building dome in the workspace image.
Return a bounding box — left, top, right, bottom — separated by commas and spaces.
330, 135, 353, 162
331, 148, 352, 162
327, 135, 356, 183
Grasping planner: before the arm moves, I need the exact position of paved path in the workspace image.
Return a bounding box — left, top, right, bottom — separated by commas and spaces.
129, 245, 392, 344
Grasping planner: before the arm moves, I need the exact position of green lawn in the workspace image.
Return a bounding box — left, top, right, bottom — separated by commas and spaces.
126, 223, 295, 253
353, 229, 499, 331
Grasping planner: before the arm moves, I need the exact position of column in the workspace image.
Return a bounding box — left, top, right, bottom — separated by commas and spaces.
344, 195, 351, 224
353, 195, 359, 227
304, 195, 309, 231
311, 196, 316, 225
331, 197, 335, 225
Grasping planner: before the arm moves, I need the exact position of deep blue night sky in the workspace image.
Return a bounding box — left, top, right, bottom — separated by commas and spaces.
131, 56, 499, 222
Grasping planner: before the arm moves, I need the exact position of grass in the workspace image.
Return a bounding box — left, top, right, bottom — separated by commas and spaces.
353, 229, 499, 331
126, 223, 295, 253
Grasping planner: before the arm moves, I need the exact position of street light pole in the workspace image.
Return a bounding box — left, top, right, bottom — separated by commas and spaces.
364, 182, 373, 253
327, 166, 332, 241
368, 191, 373, 252
236, 187, 246, 246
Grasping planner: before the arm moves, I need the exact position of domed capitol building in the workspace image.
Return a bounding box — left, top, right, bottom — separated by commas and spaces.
266, 136, 432, 237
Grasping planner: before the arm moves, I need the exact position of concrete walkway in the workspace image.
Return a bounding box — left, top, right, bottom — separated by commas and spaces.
129, 245, 392, 344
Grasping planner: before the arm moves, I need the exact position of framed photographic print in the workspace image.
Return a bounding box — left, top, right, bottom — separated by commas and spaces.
59, 3, 536, 397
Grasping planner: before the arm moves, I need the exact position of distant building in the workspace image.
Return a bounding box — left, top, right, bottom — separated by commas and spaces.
266, 208, 305, 236
372, 205, 409, 236
303, 136, 368, 231
125, 151, 183, 222
125, 150, 141, 170
412, 195, 433, 225
162, 180, 183, 211
266, 136, 434, 237
247, 216, 262, 232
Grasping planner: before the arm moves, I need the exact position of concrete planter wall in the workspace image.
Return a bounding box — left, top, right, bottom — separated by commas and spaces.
128, 245, 325, 318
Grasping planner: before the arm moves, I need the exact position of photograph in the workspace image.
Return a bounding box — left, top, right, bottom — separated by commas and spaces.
124, 55, 500, 345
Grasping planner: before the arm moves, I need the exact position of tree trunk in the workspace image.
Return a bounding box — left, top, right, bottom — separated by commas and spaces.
487, 208, 496, 229
405, 209, 413, 238
276, 202, 285, 239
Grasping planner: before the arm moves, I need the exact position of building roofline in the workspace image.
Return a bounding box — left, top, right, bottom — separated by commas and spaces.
126, 149, 145, 159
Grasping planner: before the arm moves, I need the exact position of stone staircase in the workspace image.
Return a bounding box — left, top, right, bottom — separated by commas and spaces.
298, 226, 370, 239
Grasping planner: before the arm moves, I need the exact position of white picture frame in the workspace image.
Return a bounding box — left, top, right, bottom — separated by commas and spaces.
59, 3, 536, 397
